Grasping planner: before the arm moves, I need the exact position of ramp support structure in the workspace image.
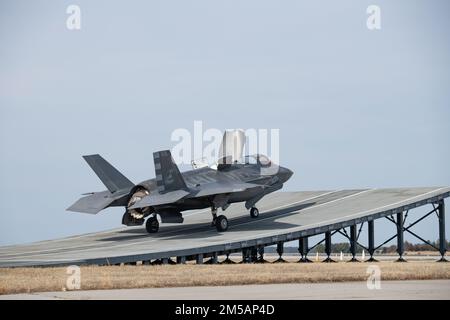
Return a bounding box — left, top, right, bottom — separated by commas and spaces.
241, 248, 250, 263
255, 246, 268, 263
367, 220, 378, 262
396, 212, 406, 262
438, 200, 447, 262
273, 242, 286, 263
205, 252, 218, 264
250, 247, 258, 262
348, 224, 359, 262
222, 252, 235, 264
298, 237, 312, 263
323, 231, 335, 262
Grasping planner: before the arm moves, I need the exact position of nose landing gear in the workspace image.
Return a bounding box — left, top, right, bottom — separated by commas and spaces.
250, 207, 259, 218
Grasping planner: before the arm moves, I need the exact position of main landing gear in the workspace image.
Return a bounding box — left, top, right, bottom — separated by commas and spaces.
145, 216, 159, 233
210, 206, 260, 231
211, 207, 228, 232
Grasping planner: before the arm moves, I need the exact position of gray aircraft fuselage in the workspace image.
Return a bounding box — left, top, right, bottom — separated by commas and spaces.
68, 150, 293, 232
135, 162, 293, 212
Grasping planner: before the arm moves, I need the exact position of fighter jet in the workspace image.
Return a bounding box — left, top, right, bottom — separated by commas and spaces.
67, 131, 293, 233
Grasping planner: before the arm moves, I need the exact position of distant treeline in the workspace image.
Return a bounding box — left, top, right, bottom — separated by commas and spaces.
263, 240, 449, 254
377, 240, 449, 253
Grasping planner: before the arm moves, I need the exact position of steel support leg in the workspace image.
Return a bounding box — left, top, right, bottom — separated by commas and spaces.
205, 252, 218, 264
222, 252, 235, 264
366, 220, 378, 262
396, 212, 406, 262
273, 242, 286, 263
298, 237, 312, 263
438, 201, 447, 262
176, 256, 186, 264
151, 259, 162, 265
250, 247, 258, 262
255, 246, 268, 263
323, 231, 335, 262
348, 225, 359, 262
196, 253, 204, 264
240, 248, 252, 263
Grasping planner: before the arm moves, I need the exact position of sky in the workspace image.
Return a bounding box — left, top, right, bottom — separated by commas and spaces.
0, 0, 449, 247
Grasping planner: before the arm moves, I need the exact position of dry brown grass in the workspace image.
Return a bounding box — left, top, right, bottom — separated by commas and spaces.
1, 261, 449, 295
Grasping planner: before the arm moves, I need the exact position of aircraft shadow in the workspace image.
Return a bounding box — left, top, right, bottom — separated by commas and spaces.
98, 202, 315, 242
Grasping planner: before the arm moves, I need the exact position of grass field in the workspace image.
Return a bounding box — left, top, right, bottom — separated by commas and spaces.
1, 261, 449, 295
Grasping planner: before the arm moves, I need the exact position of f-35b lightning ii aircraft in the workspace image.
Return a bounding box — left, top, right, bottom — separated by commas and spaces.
67, 131, 293, 233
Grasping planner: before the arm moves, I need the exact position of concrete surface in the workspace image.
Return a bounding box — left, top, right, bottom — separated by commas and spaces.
2, 280, 449, 300
0, 187, 448, 267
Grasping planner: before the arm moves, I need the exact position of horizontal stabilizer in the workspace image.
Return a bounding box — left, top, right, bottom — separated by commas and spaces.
129, 190, 190, 209
83, 154, 134, 193
66, 190, 128, 214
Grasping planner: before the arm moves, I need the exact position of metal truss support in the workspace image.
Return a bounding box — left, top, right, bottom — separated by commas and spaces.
348, 224, 359, 262
366, 220, 378, 262
205, 252, 218, 264
438, 200, 447, 262
255, 246, 269, 263
151, 259, 162, 265
222, 252, 235, 264
240, 248, 251, 263
323, 231, 335, 262
273, 242, 287, 263
250, 247, 258, 262
298, 237, 312, 263
176, 256, 186, 264
196, 253, 204, 264
396, 212, 407, 262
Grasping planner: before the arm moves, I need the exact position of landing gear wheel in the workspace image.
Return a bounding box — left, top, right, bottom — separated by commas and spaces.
215, 215, 228, 232
145, 217, 159, 233
250, 207, 259, 218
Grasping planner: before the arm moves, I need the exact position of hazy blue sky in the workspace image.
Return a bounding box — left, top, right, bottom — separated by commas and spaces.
0, 0, 449, 246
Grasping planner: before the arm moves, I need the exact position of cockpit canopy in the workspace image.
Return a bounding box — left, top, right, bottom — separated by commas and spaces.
244, 154, 272, 167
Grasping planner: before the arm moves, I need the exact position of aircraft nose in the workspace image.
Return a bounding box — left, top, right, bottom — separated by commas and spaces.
279, 167, 293, 183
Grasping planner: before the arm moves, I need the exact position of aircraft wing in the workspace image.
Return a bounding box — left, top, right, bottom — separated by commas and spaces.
129, 190, 190, 209
193, 181, 263, 198
67, 190, 128, 214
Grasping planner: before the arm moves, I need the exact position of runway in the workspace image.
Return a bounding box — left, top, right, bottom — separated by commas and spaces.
2, 280, 449, 300
0, 187, 448, 267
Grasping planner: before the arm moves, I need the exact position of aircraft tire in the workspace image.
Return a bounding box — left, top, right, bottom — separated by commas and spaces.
146, 217, 159, 233
250, 207, 259, 218
215, 215, 228, 232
